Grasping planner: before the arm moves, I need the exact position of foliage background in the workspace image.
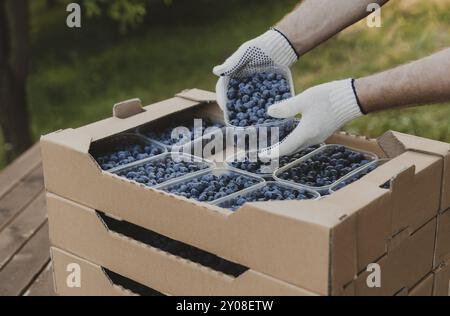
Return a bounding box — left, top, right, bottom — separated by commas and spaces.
0, 0, 449, 169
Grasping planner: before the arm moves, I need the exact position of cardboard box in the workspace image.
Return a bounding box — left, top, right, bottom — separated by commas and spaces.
48, 193, 436, 296
41, 89, 450, 295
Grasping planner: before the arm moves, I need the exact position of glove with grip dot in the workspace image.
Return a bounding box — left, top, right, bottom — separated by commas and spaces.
213, 29, 298, 110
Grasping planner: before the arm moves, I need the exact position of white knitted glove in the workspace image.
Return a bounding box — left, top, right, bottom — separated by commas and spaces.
214, 29, 298, 110
259, 79, 364, 159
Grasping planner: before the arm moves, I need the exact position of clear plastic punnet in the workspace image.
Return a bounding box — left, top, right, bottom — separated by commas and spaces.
328, 159, 390, 194
157, 167, 265, 203
225, 143, 323, 177
213, 181, 321, 211
90, 133, 167, 172
112, 152, 215, 187
273, 144, 378, 193
220, 64, 295, 128
219, 64, 298, 152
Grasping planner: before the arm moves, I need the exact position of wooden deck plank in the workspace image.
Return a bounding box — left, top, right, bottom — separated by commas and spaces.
0, 144, 41, 199
0, 223, 50, 296
0, 166, 44, 231
23, 262, 55, 296
0, 193, 47, 269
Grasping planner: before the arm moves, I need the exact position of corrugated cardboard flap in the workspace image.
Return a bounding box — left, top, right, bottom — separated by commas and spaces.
113, 98, 144, 119
41, 129, 92, 154
379, 131, 450, 157
379, 131, 450, 212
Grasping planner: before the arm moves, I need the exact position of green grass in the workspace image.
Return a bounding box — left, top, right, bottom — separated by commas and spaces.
1, 0, 449, 169
297, 0, 450, 140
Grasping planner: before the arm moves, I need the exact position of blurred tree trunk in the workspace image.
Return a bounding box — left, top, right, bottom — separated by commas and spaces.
0, 0, 32, 162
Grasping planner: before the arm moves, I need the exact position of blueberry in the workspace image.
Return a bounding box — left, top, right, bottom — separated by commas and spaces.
229, 78, 239, 88
239, 119, 248, 127
104, 163, 116, 170
282, 93, 292, 100
227, 89, 237, 100
267, 73, 276, 80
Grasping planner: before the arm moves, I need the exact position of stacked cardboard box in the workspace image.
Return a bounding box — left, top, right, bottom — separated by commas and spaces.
41, 89, 450, 296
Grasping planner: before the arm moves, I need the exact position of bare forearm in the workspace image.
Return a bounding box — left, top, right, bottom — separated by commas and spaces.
355, 48, 450, 114
276, 0, 389, 56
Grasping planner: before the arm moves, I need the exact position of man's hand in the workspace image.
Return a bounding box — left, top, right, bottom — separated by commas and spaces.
213, 29, 298, 110
259, 79, 363, 159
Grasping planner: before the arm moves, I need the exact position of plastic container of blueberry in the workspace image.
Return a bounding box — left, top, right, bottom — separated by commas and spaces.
328, 159, 390, 194
90, 133, 167, 172
157, 167, 265, 203
136, 117, 225, 151
213, 181, 321, 212
273, 144, 378, 193
220, 64, 296, 131
112, 152, 215, 187
225, 143, 323, 177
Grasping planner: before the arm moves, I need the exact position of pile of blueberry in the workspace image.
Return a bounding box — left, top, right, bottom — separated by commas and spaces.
278, 145, 372, 187
331, 163, 379, 192
94, 143, 165, 170
230, 145, 320, 174
117, 155, 209, 186
162, 172, 261, 202
143, 119, 224, 147
226, 72, 292, 127
219, 183, 317, 211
